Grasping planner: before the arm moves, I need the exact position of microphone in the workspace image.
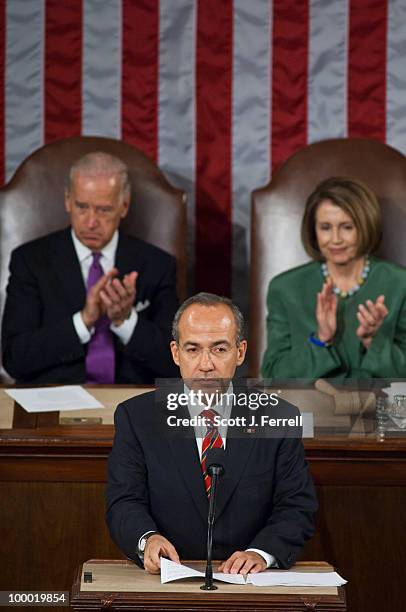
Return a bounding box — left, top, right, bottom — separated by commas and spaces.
201, 449, 226, 591
205, 448, 226, 473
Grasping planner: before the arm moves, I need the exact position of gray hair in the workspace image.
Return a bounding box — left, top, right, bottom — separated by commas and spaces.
66, 151, 130, 198
172, 292, 245, 345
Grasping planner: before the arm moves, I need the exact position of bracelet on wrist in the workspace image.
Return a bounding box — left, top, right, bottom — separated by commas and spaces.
308, 332, 333, 348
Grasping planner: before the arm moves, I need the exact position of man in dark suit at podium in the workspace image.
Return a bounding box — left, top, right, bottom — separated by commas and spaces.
2, 151, 178, 384
106, 293, 317, 575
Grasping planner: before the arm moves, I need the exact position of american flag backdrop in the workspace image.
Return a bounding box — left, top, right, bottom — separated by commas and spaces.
0, 0, 406, 308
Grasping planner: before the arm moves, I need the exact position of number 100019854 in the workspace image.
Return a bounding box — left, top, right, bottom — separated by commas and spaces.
0, 591, 68, 606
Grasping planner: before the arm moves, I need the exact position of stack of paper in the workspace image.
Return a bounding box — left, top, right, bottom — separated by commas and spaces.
160, 558, 347, 587
248, 570, 347, 587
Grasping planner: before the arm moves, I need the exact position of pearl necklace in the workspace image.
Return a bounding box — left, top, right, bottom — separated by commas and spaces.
321, 258, 370, 298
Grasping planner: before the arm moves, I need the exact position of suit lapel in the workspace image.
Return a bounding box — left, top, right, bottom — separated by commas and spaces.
50, 228, 86, 312
214, 398, 257, 520
163, 402, 209, 524
115, 232, 142, 277
167, 427, 209, 524
156, 383, 209, 524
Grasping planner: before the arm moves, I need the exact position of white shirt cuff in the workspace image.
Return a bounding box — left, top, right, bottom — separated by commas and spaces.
73, 312, 93, 344
110, 308, 138, 345
246, 548, 278, 569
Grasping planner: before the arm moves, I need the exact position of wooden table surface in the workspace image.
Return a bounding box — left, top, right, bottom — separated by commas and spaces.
70, 560, 346, 611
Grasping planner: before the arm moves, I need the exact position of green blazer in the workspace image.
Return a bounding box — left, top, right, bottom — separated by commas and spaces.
261, 257, 406, 380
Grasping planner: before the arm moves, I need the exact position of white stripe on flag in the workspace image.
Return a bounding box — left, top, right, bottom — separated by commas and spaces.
5, 0, 44, 180
158, 0, 197, 289
232, 0, 271, 308
387, 0, 406, 154
82, 0, 122, 137
308, 0, 349, 143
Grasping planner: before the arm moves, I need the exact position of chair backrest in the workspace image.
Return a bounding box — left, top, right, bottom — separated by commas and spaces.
0, 136, 187, 315
249, 138, 406, 376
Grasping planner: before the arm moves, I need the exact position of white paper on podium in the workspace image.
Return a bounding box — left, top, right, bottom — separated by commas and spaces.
160, 559, 202, 583
160, 558, 245, 584
5, 386, 104, 413
247, 571, 347, 587
212, 571, 245, 585
161, 559, 346, 587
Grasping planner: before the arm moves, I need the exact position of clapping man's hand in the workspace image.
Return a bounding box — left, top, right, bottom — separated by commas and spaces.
100, 271, 138, 327
81, 269, 118, 329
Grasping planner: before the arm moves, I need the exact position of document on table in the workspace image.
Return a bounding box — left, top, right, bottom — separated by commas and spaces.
5, 386, 104, 413
161, 559, 347, 587
161, 558, 245, 584
247, 571, 347, 587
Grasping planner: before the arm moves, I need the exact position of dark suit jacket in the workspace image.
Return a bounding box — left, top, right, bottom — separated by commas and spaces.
105, 385, 317, 568
1, 228, 179, 383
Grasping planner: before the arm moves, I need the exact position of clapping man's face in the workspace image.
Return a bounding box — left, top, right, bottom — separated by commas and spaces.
65, 172, 129, 251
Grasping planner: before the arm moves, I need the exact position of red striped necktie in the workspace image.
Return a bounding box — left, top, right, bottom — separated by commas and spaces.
200, 409, 224, 497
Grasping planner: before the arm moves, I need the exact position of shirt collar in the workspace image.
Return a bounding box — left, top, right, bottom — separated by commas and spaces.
185, 382, 234, 419
71, 228, 119, 263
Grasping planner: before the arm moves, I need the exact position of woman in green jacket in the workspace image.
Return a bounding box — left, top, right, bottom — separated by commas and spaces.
262, 177, 406, 380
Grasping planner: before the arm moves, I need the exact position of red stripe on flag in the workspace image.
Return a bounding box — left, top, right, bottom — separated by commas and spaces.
0, 0, 5, 184
271, 0, 309, 174
195, 0, 233, 295
44, 0, 82, 143
348, 0, 387, 141
122, 0, 159, 161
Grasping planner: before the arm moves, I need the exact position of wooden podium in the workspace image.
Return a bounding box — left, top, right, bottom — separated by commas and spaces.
2, 385, 404, 611
70, 560, 347, 611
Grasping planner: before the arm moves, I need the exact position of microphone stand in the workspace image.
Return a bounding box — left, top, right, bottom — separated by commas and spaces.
201, 464, 224, 591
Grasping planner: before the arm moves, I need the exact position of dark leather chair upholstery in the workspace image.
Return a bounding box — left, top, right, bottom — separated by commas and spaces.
0, 136, 187, 380
249, 138, 406, 376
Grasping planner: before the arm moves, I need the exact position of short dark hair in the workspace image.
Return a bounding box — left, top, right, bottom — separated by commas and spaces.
172, 292, 245, 345
301, 176, 382, 260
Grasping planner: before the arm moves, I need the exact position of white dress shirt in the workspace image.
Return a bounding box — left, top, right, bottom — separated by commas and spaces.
70, 229, 137, 345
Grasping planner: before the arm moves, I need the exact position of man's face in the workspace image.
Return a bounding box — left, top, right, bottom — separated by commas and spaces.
170, 303, 247, 394
65, 172, 130, 250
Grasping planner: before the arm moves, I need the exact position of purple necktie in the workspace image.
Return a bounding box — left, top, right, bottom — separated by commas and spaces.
85, 252, 115, 383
